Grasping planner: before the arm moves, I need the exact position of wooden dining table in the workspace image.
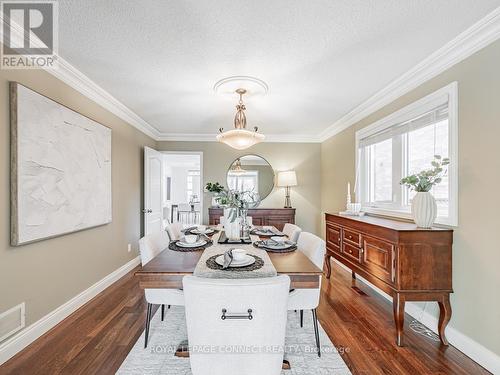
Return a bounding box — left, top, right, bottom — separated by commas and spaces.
135, 227, 323, 289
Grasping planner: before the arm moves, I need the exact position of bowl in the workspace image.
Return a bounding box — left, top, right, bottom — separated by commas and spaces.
184, 235, 198, 244
231, 249, 247, 261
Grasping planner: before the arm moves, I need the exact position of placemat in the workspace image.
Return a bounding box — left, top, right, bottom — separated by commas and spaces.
205, 254, 264, 272
168, 239, 212, 252
253, 240, 297, 253
193, 233, 277, 279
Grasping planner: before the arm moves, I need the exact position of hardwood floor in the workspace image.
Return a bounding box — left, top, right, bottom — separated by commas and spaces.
0, 262, 490, 374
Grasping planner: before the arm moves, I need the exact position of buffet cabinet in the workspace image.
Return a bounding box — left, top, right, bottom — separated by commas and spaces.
325, 213, 453, 346
208, 208, 295, 231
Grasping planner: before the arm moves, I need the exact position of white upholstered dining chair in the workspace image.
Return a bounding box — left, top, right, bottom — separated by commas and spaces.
183, 275, 290, 375
139, 230, 184, 348
282, 223, 302, 242
166, 222, 183, 241
287, 232, 326, 357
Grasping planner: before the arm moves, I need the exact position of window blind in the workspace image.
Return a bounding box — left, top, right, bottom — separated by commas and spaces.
358, 103, 449, 148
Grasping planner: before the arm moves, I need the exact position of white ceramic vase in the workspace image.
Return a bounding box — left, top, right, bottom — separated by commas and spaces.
223, 208, 241, 240
411, 192, 437, 228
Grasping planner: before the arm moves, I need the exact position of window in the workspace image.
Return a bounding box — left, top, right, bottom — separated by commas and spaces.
356, 82, 458, 226
186, 170, 200, 202
227, 170, 259, 193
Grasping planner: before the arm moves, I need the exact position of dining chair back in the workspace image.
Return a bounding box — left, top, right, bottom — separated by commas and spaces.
178, 203, 193, 224
138, 230, 170, 266
282, 223, 302, 242
139, 230, 184, 348
287, 232, 326, 357
297, 232, 325, 270
166, 222, 183, 241
183, 275, 290, 375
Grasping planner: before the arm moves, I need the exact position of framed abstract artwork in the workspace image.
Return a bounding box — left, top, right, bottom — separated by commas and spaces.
10, 82, 112, 246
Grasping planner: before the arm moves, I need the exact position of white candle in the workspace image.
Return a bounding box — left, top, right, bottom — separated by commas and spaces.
347, 182, 351, 195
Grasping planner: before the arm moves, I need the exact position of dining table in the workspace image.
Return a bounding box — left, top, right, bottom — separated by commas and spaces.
135, 226, 323, 289
134, 226, 323, 366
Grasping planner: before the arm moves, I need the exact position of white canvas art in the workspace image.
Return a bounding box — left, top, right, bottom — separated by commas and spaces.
11, 83, 112, 245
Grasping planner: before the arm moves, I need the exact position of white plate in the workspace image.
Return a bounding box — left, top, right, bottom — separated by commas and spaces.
215, 254, 256, 268
176, 239, 207, 248
191, 228, 215, 234
260, 241, 294, 250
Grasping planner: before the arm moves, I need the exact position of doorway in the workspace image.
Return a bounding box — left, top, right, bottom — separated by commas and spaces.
162, 152, 203, 227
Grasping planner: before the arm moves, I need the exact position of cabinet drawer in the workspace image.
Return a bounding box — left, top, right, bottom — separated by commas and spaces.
343, 228, 361, 247
363, 236, 395, 284
343, 242, 362, 263
326, 224, 341, 253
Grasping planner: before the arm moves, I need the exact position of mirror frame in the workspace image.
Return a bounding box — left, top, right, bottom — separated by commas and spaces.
226, 154, 275, 202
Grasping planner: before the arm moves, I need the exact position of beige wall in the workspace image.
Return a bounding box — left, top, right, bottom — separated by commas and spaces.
321, 40, 500, 355
157, 141, 322, 234
0, 69, 155, 328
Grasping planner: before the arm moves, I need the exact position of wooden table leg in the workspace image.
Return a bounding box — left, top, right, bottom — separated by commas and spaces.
325, 254, 332, 279
393, 293, 406, 346
437, 293, 452, 346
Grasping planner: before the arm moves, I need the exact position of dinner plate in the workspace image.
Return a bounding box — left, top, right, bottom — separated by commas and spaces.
190, 228, 215, 234
259, 240, 295, 250
215, 254, 256, 268
176, 239, 207, 248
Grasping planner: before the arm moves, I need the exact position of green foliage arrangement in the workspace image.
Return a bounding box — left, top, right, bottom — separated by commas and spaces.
216, 189, 261, 222
400, 155, 450, 192
205, 182, 225, 194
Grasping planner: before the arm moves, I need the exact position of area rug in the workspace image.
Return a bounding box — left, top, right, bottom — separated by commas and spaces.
117, 306, 351, 374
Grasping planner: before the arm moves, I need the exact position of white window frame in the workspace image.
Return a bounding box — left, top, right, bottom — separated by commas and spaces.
355, 82, 458, 227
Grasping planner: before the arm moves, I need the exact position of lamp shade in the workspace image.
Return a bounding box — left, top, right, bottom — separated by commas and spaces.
277, 170, 297, 187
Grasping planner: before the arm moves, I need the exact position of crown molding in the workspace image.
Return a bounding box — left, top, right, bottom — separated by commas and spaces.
156, 132, 321, 143
4, 7, 500, 144
319, 6, 500, 142
49, 58, 161, 140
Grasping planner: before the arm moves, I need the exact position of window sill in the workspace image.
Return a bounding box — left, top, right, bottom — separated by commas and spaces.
361, 206, 457, 228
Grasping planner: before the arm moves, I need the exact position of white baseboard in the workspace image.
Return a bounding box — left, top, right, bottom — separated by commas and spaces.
332, 260, 500, 374
0, 256, 141, 366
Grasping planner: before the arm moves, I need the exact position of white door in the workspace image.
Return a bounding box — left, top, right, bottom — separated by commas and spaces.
144, 147, 164, 235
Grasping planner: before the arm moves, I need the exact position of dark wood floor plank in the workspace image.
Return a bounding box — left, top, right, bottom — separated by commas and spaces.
0, 262, 491, 375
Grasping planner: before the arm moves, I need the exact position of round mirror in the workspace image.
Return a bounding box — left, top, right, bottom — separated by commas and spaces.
227, 155, 275, 201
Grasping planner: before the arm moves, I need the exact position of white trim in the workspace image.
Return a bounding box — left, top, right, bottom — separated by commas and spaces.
2, 7, 500, 144
155, 133, 321, 143
319, 6, 500, 142
332, 260, 500, 374
355, 82, 458, 226
0, 256, 140, 366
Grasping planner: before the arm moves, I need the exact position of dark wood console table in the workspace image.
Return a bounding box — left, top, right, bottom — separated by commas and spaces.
325, 213, 453, 346
208, 207, 295, 231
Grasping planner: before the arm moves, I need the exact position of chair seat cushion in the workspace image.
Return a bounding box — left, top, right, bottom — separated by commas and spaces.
145, 288, 184, 306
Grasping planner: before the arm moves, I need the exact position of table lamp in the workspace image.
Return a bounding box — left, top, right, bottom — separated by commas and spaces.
277, 170, 297, 208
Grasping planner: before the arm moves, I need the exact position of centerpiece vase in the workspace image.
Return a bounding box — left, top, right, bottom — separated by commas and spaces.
411, 192, 437, 228
223, 208, 241, 240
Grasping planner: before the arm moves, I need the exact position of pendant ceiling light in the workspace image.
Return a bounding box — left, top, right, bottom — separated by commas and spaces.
216, 88, 265, 150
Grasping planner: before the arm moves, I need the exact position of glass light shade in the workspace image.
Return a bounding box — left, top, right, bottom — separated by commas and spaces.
216, 129, 265, 150
277, 170, 297, 187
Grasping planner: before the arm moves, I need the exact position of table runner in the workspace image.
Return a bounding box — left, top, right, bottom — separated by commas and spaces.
193, 233, 277, 279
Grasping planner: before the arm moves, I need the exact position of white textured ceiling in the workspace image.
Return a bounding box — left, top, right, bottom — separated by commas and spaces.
58, 0, 500, 139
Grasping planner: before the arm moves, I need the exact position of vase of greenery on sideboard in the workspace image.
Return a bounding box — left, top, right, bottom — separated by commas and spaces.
400, 155, 450, 228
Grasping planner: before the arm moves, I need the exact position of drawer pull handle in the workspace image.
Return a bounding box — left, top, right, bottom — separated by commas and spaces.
348, 235, 353, 239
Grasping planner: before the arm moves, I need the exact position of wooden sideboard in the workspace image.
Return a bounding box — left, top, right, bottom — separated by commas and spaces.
208, 208, 295, 231
325, 213, 453, 346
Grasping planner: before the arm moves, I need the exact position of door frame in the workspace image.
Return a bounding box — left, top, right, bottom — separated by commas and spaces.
162, 151, 204, 224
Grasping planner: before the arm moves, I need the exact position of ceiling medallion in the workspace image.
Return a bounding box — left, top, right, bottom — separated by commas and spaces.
216, 88, 265, 150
